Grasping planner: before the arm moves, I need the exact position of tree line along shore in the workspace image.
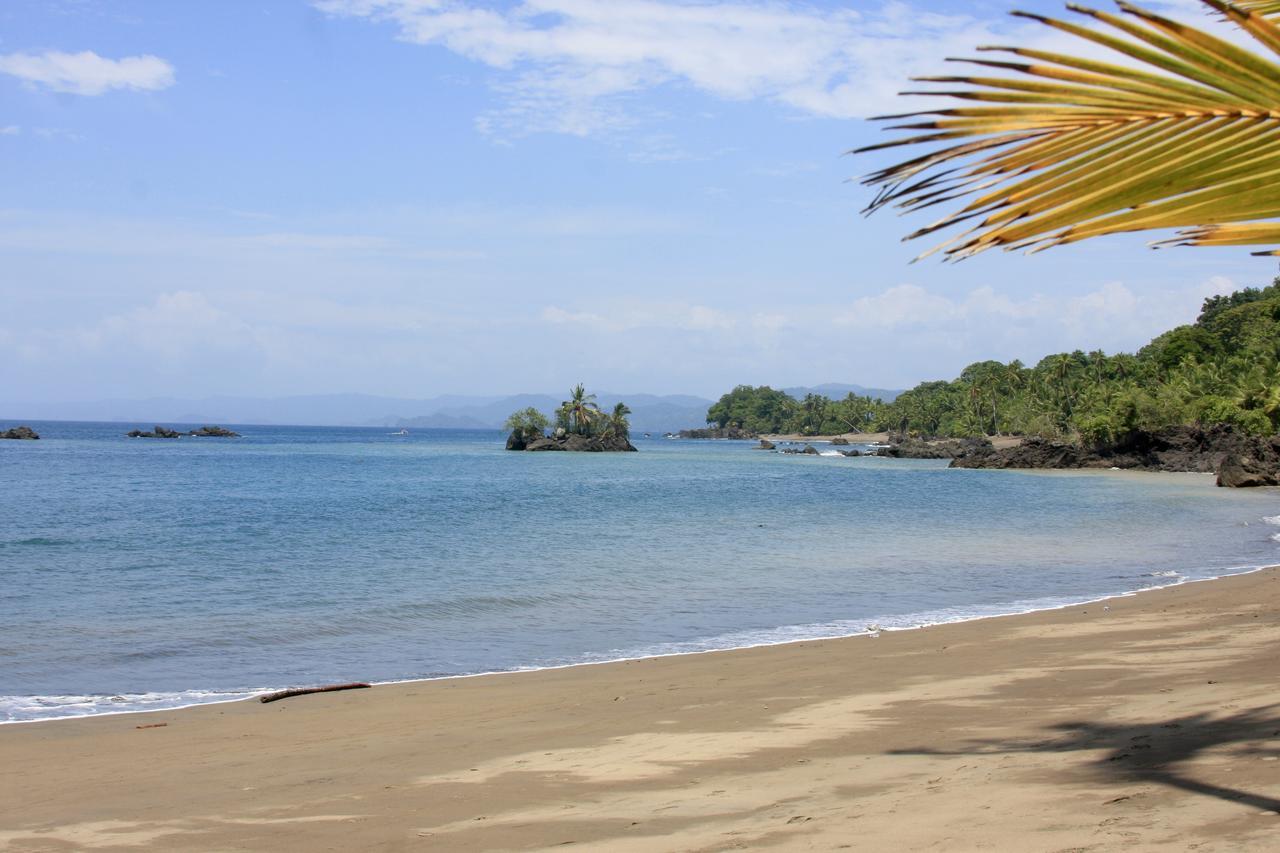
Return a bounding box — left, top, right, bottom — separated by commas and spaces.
694, 281, 1280, 487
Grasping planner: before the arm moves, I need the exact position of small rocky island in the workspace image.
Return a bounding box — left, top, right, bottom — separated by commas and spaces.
127, 425, 241, 438
1, 425, 39, 440
505, 386, 636, 452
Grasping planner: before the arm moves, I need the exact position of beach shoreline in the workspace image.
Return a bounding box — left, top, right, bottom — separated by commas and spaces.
5, 566, 1280, 850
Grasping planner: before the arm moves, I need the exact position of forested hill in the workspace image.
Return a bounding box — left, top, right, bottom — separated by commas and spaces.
707, 281, 1280, 441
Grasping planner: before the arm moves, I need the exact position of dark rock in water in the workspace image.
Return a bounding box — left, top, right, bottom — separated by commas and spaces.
802, 445, 820, 455
127, 426, 183, 439
878, 434, 991, 459
1, 425, 39, 440
678, 427, 757, 440
949, 425, 1280, 488
505, 429, 529, 451
830, 437, 850, 445
950, 436, 1090, 469
1217, 450, 1280, 487
755, 439, 776, 450
840, 449, 861, 457
189, 425, 239, 437
518, 433, 637, 452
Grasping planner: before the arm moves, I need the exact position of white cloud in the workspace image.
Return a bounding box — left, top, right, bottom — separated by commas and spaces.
0, 50, 174, 96
315, 0, 1062, 137
0, 125, 19, 136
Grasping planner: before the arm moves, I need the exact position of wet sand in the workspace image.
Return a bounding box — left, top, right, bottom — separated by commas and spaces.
3, 568, 1279, 851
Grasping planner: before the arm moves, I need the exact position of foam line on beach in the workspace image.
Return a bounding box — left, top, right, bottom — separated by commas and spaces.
6, 561, 1276, 726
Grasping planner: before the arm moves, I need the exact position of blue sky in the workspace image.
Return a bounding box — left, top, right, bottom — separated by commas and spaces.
0, 0, 1267, 402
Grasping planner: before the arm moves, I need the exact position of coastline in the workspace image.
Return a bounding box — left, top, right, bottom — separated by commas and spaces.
5, 557, 1268, 726
5, 567, 1280, 850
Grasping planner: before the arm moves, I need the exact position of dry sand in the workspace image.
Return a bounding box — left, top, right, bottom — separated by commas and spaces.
4, 569, 1280, 852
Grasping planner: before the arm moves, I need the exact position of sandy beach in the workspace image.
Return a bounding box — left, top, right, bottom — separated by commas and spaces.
4, 568, 1280, 851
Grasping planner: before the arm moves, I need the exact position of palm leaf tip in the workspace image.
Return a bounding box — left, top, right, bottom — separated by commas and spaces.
856, 0, 1280, 260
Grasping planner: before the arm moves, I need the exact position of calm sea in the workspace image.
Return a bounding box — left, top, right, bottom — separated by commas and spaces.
2, 421, 1278, 722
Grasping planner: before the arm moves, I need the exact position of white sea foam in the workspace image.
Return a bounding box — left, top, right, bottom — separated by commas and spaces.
1264, 515, 1280, 526
0, 688, 262, 724
1147, 570, 1184, 579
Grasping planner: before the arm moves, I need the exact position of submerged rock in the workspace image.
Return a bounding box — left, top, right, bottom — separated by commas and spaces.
1, 425, 39, 440
127, 426, 183, 439
189, 425, 239, 437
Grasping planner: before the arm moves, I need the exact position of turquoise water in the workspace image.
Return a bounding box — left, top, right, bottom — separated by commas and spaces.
2, 421, 1278, 722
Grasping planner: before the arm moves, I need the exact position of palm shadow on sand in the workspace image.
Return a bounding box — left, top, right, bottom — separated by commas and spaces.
891, 705, 1280, 812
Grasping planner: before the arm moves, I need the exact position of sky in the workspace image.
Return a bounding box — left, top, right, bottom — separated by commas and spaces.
0, 0, 1271, 403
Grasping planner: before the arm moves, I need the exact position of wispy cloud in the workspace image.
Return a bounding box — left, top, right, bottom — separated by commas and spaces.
0, 50, 174, 95
0, 125, 19, 136
315, 0, 1068, 138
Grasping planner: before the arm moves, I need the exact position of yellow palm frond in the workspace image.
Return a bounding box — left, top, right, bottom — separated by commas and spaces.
856, 0, 1280, 260
1228, 0, 1280, 19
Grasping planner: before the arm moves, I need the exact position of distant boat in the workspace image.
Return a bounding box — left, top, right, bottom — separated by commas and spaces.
393, 429, 409, 436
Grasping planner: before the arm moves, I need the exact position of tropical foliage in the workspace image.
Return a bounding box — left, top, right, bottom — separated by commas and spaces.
857, 0, 1280, 260
506, 386, 631, 441
503, 407, 550, 441
709, 281, 1280, 440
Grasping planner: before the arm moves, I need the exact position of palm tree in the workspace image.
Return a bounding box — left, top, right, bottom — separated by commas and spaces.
562, 384, 600, 436
857, 1, 1280, 261
609, 402, 632, 439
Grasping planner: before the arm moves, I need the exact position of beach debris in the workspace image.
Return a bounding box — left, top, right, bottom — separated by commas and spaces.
866, 624, 883, 639
135, 722, 168, 729
258, 682, 372, 704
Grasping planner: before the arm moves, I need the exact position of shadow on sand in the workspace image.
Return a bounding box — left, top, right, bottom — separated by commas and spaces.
892, 705, 1280, 812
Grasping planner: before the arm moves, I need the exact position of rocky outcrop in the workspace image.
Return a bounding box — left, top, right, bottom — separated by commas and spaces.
830, 437, 850, 446
1, 425, 39, 440
189, 425, 240, 437
128, 426, 183, 438
949, 425, 1280, 488
877, 434, 992, 459
754, 439, 776, 450
678, 427, 757, 440
512, 432, 637, 452
128, 425, 240, 438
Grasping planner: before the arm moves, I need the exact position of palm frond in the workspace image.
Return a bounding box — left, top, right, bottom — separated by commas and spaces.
1227, 0, 1280, 20
856, 0, 1280, 260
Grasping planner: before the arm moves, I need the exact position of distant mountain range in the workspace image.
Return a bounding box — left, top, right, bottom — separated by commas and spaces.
2, 384, 901, 433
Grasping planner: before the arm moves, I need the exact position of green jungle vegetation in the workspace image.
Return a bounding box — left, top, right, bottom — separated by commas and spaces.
505, 384, 632, 441
707, 281, 1280, 442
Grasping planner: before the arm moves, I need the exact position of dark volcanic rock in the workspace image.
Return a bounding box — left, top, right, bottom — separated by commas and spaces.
840, 449, 861, 457
878, 435, 992, 460
1, 425, 39, 440
754, 439, 776, 450
950, 436, 1096, 469
127, 425, 183, 439
678, 427, 758, 440
520, 433, 637, 452
189, 425, 239, 437
830, 437, 850, 446
949, 425, 1280, 488
505, 429, 529, 451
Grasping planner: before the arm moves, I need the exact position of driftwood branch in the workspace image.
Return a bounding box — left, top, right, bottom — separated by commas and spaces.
258, 682, 371, 704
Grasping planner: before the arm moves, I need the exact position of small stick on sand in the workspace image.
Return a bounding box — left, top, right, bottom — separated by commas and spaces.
258, 682, 372, 704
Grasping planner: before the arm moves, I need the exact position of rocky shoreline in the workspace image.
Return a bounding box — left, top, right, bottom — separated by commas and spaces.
949, 425, 1279, 487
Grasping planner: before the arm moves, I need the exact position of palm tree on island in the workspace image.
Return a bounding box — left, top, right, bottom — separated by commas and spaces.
504, 386, 637, 452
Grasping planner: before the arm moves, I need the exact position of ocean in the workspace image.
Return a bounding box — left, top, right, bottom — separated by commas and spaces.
2, 421, 1278, 723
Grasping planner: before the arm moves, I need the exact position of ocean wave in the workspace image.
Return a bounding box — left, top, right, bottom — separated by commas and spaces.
1147, 570, 1184, 579
0, 688, 262, 724
1264, 515, 1280, 526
